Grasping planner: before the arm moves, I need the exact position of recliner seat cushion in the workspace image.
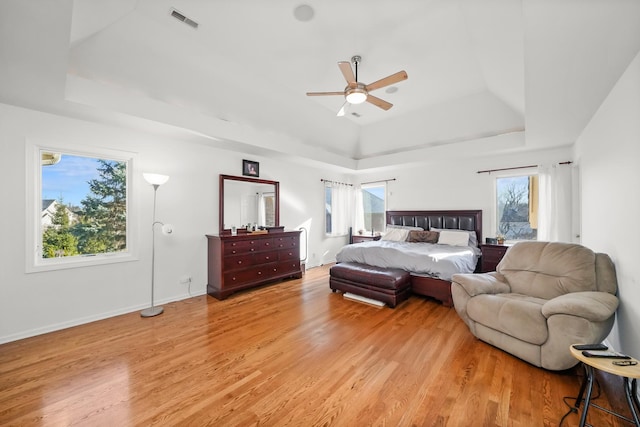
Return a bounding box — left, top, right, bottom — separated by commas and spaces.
497, 242, 596, 300
466, 293, 548, 345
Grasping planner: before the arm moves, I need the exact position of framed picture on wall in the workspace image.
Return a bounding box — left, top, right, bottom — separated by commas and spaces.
243, 159, 259, 177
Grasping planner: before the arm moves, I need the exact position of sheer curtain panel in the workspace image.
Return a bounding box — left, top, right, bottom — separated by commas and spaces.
538, 164, 573, 242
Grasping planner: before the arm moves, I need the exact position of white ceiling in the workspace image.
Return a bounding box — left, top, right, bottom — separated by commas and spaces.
2, 0, 640, 171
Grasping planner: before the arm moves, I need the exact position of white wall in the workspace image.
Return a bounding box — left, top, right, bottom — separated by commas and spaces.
0, 103, 348, 343
575, 50, 640, 358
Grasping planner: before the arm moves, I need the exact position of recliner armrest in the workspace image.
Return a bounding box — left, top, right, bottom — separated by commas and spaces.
451, 272, 511, 297
541, 291, 619, 321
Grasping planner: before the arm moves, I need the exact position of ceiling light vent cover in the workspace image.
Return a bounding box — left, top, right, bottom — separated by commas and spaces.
170, 9, 199, 29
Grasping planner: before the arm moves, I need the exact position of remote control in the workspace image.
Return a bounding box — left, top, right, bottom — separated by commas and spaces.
573, 343, 608, 351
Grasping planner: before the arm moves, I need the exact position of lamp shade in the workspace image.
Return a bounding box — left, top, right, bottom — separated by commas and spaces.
143, 173, 170, 186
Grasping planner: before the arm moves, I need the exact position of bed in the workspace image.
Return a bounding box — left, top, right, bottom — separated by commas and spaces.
335, 210, 483, 306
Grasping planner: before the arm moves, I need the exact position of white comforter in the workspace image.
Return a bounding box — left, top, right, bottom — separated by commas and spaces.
335, 240, 481, 281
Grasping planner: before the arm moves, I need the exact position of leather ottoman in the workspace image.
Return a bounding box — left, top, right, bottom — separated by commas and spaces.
329, 262, 411, 308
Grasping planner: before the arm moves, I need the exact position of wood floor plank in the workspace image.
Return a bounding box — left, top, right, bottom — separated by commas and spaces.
0, 264, 631, 426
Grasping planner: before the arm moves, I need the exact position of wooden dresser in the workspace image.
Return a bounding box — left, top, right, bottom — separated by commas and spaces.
206, 231, 303, 299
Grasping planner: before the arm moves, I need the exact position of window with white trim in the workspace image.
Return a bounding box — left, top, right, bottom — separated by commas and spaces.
27, 143, 137, 272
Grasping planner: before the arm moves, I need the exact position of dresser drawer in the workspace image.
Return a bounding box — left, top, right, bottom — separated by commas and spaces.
224, 239, 253, 255
223, 253, 254, 270
278, 248, 300, 261
224, 263, 278, 286
273, 235, 298, 249
224, 237, 275, 255
255, 250, 279, 264
276, 260, 301, 274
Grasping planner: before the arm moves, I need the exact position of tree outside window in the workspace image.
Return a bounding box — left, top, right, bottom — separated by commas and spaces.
496, 175, 538, 241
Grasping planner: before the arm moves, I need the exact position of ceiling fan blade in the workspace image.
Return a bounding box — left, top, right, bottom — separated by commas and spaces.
306, 91, 345, 96
366, 95, 393, 111
338, 61, 356, 84
365, 70, 408, 92
337, 101, 349, 117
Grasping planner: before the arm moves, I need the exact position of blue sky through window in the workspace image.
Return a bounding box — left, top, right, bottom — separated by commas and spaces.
364, 186, 385, 200
42, 154, 101, 207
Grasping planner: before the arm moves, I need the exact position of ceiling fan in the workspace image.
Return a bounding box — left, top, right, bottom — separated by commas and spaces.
306, 55, 408, 116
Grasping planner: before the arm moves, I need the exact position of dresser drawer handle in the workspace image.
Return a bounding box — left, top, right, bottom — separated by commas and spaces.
273, 268, 277, 272
231, 276, 236, 281
237, 260, 242, 264
232, 250, 237, 254
265, 256, 270, 260
265, 242, 270, 246
251, 248, 255, 252
257, 271, 262, 275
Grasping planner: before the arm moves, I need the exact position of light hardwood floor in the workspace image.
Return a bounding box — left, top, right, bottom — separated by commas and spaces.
0, 265, 630, 426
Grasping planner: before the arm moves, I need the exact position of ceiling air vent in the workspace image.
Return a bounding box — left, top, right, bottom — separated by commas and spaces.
170, 8, 199, 29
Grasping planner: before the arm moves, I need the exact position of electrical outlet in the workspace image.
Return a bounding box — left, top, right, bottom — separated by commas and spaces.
179, 275, 191, 284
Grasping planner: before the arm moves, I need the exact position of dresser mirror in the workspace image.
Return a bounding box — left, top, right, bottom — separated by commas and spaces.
219, 174, 279, 234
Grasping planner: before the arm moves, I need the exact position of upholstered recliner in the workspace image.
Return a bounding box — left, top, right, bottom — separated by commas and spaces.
451, 241, 618, 371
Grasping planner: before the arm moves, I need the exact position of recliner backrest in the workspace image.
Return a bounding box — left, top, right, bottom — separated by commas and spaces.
594, 252, 618, 295
497, 241, 598, 300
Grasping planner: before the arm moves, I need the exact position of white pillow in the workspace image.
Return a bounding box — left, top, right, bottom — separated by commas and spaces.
431, 228, 477, 247
381, 228, 410, 242
437, 230, 470, 247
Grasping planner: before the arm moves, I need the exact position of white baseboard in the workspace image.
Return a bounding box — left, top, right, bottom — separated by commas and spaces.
0, 291, 206, 344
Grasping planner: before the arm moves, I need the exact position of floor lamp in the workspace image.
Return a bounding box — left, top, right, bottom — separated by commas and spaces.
141, 173, 170, 318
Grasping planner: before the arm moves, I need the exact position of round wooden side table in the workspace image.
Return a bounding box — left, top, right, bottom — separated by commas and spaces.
570, 345, 640, 426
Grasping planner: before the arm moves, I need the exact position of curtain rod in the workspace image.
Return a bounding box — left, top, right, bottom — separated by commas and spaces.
360, 178, 396, 185
320, 179, 353, 186
477, 161, 572, 174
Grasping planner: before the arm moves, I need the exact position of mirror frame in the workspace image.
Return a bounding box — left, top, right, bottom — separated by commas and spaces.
219, 174, 280, 234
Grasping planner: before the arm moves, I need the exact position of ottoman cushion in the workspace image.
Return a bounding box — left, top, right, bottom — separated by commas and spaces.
330, 262, 411, 290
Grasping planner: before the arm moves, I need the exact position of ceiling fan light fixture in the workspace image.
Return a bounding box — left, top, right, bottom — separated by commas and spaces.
345, 84, 368, 104
346, 92, 367, 104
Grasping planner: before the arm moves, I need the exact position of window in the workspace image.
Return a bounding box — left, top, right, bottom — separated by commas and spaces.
496, 175, 538, 241
27, 143, 137, 272
360, 183, 386, 233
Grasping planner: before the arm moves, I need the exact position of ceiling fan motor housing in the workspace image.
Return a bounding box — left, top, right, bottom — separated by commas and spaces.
345, 82, 368, 104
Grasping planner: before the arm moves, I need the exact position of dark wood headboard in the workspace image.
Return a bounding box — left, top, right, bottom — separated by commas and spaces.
386, 210, 483, 246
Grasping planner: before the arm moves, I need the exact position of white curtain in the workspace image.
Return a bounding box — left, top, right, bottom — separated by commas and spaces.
257, 193, 266, 226
352, 184, 365, 234
538, 164, 573, 242
326, 182, 353, 236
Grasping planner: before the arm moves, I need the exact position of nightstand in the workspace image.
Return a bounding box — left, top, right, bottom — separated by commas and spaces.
351, 235, 381, 244
480, 244, 510, 272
